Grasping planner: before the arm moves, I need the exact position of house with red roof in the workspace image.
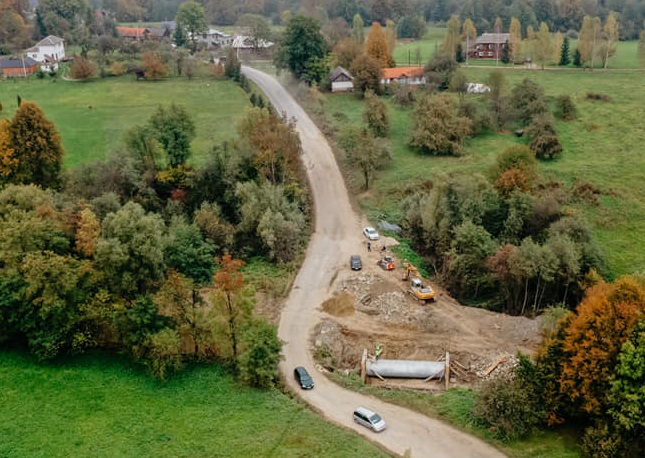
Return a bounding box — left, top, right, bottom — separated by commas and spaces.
116, 26, 150, 41
0, 58, 39, 77
380, 67, 425, 86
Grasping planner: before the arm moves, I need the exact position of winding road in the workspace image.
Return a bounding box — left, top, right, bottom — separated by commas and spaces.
242, 66, 507, 458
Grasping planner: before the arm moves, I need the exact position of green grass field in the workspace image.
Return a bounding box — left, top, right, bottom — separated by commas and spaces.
322, 62, 645, 278
0, 77, 250, 168
0, 350, 390, 458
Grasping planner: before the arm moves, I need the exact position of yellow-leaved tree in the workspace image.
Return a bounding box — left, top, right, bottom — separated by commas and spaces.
365, 22, 394, 68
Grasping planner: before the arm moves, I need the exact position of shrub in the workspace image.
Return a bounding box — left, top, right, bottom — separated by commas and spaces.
556, 94, 578, 120
70, 57, 96, 80
586, 92, 611, 102
473, 371, 542, 441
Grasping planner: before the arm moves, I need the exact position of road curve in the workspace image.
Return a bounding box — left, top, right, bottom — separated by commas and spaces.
242, 65, 506, 458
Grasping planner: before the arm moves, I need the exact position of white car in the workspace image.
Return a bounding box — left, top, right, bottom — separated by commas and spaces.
363, 227, 380, 240
353, 406, 387, 432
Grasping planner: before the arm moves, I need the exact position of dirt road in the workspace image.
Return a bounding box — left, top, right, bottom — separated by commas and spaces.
242, 66, 507, 458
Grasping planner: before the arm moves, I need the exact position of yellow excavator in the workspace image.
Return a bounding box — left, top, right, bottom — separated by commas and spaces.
401, 262, 418, 281
409, 277, 436, 302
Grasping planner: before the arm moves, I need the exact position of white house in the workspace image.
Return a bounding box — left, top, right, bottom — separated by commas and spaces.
25, 35, 65, 72
380, 67, 425, 86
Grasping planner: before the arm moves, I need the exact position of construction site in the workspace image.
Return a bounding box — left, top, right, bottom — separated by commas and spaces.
311, 236, 543, 391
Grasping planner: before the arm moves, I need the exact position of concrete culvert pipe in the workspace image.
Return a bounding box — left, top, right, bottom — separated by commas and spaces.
366, 359, 445, 379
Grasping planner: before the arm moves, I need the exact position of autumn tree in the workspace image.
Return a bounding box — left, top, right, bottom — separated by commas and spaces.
352, 14, 364, 43
385, 19, 396, 59
558, 277, 645, 417
142, 51, 167, 79
175, 1, 208, 52
365, 22, 394, 68
490, 145, 538, 195
0, 118, 17, 181
148, 103, 195, 167
534, 22, 553, 69
462, 18, 477, 64
363, 90, 389, 137
509, 17, 522, 63
578, 16, 602, 68
0, 0, 28, 54
333, 37, 363, 70
275, 15, 328, 83
36, 0, 89, 43
70, 56, 95, 80
211, 254, 252, 364
8, 101, 64, 189
75, 207, 100, 257
442, 15, 461, 60
350, 53, 383, 96
235, 107, 303, 185
600, 12, 619, 68
409, 93, 472, 156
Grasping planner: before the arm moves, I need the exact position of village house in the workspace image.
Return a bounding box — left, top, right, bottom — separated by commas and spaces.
25, 35, 65, 72
116, 27, 150, 41
197, 29, 233, 48
468, 33, 510, 60
380, 67, 425, 85
330, 67, 353, 93
0, 57, 39, 77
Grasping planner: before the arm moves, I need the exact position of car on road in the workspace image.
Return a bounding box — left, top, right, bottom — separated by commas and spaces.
363, 227, 380, 240
353, 406, 387, 432
350, 255, 362, 270
294, 366, 314, 389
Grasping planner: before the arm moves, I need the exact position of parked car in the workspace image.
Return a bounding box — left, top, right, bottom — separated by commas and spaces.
350, 255, 362, 270
353, 406, 387, 432
294, 366, 314, 389
363, 226, 380, 240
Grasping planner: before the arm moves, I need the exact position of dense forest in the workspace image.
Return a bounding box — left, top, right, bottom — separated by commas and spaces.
82, 0, 645, 39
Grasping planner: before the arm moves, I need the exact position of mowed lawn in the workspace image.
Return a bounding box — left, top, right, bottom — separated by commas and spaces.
323, 65, 645, 278
0, 351, 390, 458
0, 77, 250, 168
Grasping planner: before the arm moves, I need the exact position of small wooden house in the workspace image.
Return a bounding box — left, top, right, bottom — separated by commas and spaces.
0, 58, 39, 77
330, 67, 353, 92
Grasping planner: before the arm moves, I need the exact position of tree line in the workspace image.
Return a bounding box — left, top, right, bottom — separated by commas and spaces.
0, 81, 307, 384
474, 277, 645, 457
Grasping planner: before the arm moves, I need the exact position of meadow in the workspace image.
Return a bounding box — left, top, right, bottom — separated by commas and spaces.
0, 76, 250, 168
322, 61, 645, 278
0, 350, 390, 458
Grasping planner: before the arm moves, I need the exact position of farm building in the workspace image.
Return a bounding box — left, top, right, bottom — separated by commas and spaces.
330, 67, 354, 92
381, 67, 425, 85
468, 33, 509, 60
0, 58, 39, 77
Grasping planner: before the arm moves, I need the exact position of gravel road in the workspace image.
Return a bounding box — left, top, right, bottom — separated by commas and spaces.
242, 65, 507, 458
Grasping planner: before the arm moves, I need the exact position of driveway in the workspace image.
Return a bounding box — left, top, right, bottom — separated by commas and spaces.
242, 65, 507, 458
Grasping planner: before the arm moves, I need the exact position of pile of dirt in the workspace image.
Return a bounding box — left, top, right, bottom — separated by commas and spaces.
312, 254, 543, 389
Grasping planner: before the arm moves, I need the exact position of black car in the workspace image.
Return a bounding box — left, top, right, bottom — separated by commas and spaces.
350, 255, 362, 270
294, 366, 314, 389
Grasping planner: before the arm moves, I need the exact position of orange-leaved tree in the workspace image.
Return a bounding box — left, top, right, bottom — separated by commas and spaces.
211, 254, 252, 365
559, 276, 645, 417
0, 118, 18, 180
365, 22, 394, 68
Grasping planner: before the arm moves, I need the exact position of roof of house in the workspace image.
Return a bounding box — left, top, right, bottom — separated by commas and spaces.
36, 35, 64, 46
381, 66, 424, 79
116, 27, 150, 38
475, 33, 510, 45
330, 66, 352, 81
0, 57, 38, 69
147, 27, 169, 38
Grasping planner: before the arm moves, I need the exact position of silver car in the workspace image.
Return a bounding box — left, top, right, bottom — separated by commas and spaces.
353, 406, 387, 432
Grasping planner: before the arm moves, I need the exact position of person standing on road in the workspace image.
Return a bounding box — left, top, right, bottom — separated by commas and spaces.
367, 242, 371, 252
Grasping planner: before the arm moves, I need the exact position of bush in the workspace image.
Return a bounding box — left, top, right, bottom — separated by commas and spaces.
71, 57, 96, 80
556, 94, 578, 120
473, 372, 542, 441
